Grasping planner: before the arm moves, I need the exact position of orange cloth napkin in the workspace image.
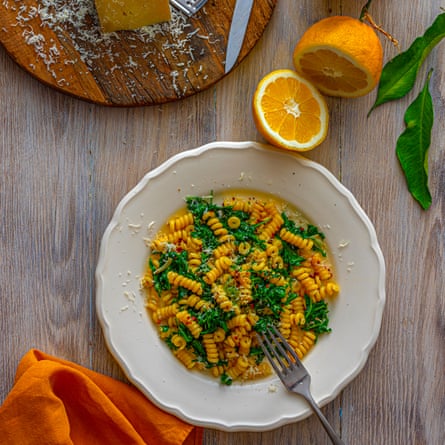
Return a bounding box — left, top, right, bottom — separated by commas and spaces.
0, 349, 203, 445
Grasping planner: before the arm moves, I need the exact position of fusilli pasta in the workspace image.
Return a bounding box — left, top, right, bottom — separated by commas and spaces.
142, 193, 339, 384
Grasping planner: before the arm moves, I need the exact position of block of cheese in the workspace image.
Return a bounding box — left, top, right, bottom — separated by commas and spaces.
95, 0, 171, 33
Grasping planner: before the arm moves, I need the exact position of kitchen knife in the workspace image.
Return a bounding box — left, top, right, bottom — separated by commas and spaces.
224, 0, 254, 73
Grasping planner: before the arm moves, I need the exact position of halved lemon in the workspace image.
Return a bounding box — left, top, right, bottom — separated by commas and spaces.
252, 69, 329, 152
293, 16, 383, 98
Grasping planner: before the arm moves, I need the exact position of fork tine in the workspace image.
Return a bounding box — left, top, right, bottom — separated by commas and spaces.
267, 325, 302, 366
257, 333, 284, 376
257, 325, 300, 375
262, 327, 293, 371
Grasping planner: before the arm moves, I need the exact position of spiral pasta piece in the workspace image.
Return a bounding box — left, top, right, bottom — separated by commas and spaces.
211, 365, 225, 377
227, 216, 241, 229
250, 200, 266, 223
223, 197, 252, 213
213, 327, 226, 343
178, 294, 210, 312
203, 256, 232, 284
152, 303, 179, 323
317, 282, 340, 300
288, 327, 316, 359
238, 287, 252, 306
171, 334, 187, 351
258, 203, 284, 240
202, 333, 219, 364
238, 242, 251, 255
140, 268, 154, 289
226, 356, 249, 380
176, 310, 202, 338
213, 242, 236, 259
167, 230, 193, 245
188, 251, 202, 271
290, 296, 306, 326
279, 307, 292, 339
293, 267, 319, 299
312, 252, 333, 281
160, 291, 175, 305
263, 270, 287, 286
167, 271, 203, 295
238, 336, 252, 356
270, 255, 284, 269
265, 243, 279, 257
168, 212, 194, 232
280, 228, 314, 251
165, 316, 178, 328
227, 314, 250, 330
212, 284, 234, 312
175, 348, 197, 369
203, 211, 229, 239
150, 236, 168, 251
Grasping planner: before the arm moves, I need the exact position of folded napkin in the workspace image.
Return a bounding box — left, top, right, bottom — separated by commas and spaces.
0, 349, 203, 445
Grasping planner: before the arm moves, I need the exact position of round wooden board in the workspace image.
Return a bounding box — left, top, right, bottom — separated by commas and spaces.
0, 0, 278, 106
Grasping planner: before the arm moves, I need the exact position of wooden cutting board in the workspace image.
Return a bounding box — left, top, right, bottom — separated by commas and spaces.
0, 0, 277, 106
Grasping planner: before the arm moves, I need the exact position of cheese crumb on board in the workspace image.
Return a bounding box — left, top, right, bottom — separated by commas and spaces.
2, 0, 215, 92
95, 0, 171, 33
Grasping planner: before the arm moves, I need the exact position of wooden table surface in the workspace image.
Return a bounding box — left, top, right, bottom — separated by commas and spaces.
1, 0, 444, 444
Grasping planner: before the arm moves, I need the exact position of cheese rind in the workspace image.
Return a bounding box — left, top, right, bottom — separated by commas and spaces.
95, 0, 171, 33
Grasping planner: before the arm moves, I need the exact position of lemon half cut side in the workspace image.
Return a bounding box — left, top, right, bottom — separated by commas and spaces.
252, 69, 329, 152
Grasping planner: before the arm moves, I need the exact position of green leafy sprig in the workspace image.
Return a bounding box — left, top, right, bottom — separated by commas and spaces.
370, 13, 445, 112
396, 70, 434, 210
302, 295, 331, 336
369, 12, 445, 210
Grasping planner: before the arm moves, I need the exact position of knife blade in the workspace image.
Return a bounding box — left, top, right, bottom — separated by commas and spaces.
224, 0, 254, 74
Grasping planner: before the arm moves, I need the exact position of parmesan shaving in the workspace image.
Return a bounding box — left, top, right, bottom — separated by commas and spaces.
2, 0, 214, 91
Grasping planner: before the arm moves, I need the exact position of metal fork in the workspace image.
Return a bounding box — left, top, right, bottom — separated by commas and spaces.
169, 0, 208, 17
257, 325, 345, 445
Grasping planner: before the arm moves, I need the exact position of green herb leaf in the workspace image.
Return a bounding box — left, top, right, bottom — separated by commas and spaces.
369, 12, 445, 113
165, 336, 178, 351
190, 339, 206, 360
186, 193, 216, 220
220, 373, 233, 386
253, 316, 275, 333
198, 307, 228, 335
177, 323, 194, 343
396, 70, 434, 210
252, 281, 287, 318
280, 242, 305, 268
303, 295, 331, 335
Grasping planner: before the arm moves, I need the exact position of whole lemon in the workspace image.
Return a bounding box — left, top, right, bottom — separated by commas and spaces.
293, 16, 383, 98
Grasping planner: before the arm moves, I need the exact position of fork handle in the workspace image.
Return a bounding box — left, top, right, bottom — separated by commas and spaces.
304, 394, 345, 445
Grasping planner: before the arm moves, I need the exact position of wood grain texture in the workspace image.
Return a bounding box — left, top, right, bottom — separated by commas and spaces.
1, 0, 444, 444
0, 0, 277, 106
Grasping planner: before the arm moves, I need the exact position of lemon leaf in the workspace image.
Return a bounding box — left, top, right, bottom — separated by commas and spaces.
359, 1, 374, 21
396, 70, 433, 210
369, 12, 445, 113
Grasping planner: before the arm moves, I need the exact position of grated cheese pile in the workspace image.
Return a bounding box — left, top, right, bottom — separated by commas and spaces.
2, 0, 215, 94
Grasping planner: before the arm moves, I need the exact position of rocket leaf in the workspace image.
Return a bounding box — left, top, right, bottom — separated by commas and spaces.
396, 70, 433, 210
369, 12, 445, 113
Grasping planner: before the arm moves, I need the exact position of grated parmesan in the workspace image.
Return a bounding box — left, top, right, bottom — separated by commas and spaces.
2, 0, 216, 93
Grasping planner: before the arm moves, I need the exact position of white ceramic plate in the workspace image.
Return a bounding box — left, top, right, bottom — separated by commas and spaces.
96, 141, 385, 431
